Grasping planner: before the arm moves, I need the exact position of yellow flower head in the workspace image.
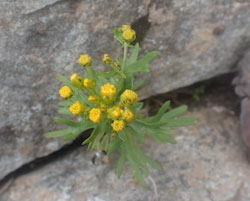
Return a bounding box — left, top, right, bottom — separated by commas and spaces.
121, 24, 131, 32
59, 86, 73, 99
122, 28, 136, 43
100, 83, 117, 100
70, 73, 83, 87
102, 54, 112, 65
120, 89, 138, 106
88, 95, 99, 105
89, 108, 102, 123
122, 109, 134, 123
69, 101, 85, 116
111, 120, 125, 132
78, 54, 92, 67
107, 106, 122, 120
83, 78, 96, 89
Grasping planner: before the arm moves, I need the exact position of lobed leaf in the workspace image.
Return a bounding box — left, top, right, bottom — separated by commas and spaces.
124, 51, 159, 73
44, 128, 73, 138
147, 101, 171, 122
116, 147, 126, 177
161, 105, 188, 120
53, 117, 82, 127
127, 43, 140, 65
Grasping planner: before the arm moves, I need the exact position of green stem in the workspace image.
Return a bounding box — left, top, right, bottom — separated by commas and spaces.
119, 42, 129, 90
122, 43, 128, 71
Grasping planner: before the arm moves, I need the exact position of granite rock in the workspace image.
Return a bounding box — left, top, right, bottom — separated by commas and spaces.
1, 0, 250, 180
1, 93, 248, 201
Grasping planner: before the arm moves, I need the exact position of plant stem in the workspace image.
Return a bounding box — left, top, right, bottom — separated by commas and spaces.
122, 42, 128, 72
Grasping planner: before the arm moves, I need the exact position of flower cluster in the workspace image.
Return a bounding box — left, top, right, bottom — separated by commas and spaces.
59, 74, 137, 132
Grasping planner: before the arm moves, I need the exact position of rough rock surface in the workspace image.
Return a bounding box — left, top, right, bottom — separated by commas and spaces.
1, 0, 250, 180
0, 91, 247, 201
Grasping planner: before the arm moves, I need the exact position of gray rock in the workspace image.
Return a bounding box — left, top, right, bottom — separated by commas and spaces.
1, 0, 250, 180
1, 95, 248, 201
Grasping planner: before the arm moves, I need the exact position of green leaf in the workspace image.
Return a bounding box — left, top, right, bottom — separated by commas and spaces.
144, 156, 162, 171
127, 125, 145, 144
58, 107, 71, 115
152, 133, 177, 144
107, 137, 121, 155
132, 79, 146, 90
161, 105, 188, 120
116, 147, 126, 177
125, 149, 147, 186
118, 129, 127, 141
58, 100, 73, 107
57, 74, 72, 86
124, 51, 159, 73
97, 71, 116, 78
147, 101, 171, 122
53, 117, 82, 127
127, 43, 140, 65
134, 123, 176, 144
45, 128, 73, 138
91, 122, 107, 150
63, 132, 82, 141
113, 28, 124, 44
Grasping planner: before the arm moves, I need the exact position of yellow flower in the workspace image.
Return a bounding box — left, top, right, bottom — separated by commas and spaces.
83, 78, 96, 89
89, 108, 102, 123
102, 54, 112, 65
122, 28, 136, 42
111, 120, 125, 132
107, 106, 122, 120
100, 83, 117, 100
78, 54, 92, 67
88, 96, 99, 105
121, 24, 131, 32
69, 101, 85, 116
70, 73, 83, 87
120, 89, 138, 106
122, 109, 134, 123
59, 86, 73, 99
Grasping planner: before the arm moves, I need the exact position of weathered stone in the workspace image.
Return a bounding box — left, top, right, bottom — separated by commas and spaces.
1, 92, 248, 201
1, 0, 250, 181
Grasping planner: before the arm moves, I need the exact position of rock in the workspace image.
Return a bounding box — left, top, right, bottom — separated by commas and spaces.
1, 92, 248, 201
1, 0, 250, 180
233, 50, 250, 156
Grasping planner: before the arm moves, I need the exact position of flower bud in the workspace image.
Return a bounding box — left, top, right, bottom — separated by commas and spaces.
102, 54, 112, 65
78, 54, 92, 67
111, 120, 125, 132
69, 101, 85, 116
70, 73, 83, 88
122, 28, 136, 43
100, 83, 117, 100
89, 108, 102, 123
59, 86, 73, 99
120, 89, 138, 106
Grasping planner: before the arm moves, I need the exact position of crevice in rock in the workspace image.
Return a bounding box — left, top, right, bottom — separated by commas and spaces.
144, 72, 239, 115
0, 129, 92, 193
